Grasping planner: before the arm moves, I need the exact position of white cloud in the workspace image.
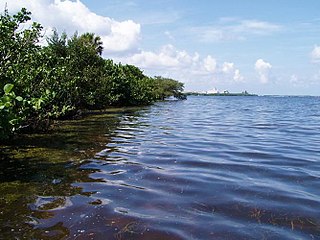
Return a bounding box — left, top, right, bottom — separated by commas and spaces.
120, 44, 200, 70
164, 31, 175, 40
222, 62, 234, 73
255, 59, 272, 84
311, 45, 320, 63
115, 44, 246, 91
193, 19, 282, 42
220, 62, 244, 82
289, 74, 309, 87
1, 0, 141, 53
115, 45, 219, 91
196, 27, 242, 42
236, 20, 281, 34
233, 69, 244, 82
290, 74, 299, 84
203, 56, 217, 73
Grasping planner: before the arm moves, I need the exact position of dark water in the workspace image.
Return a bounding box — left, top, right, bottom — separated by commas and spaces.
1, 96, 320, 239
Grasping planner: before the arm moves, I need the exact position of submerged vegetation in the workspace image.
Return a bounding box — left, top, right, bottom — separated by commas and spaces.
0, 8, 186, 141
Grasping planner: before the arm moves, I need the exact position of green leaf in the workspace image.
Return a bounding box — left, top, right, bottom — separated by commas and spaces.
9, 118, 20, 126
16, 96, 23, 101
4, 102, 11, 108
2, 96, 11, 103
4, 84, 14, 94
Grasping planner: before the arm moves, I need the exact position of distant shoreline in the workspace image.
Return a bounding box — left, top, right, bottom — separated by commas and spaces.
185, 93, 320, 97
185, 92, 257, 97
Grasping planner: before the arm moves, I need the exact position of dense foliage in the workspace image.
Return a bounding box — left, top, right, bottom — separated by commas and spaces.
0, 8, 186, 140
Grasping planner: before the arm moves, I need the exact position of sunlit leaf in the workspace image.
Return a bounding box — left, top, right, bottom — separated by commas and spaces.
16, 96, 23, 101
4, 84, 14, 94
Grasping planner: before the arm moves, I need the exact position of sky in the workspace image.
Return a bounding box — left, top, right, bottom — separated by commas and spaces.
2, 0, 320, 95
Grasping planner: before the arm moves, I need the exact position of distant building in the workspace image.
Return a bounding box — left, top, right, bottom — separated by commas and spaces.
207, 88, 219, 94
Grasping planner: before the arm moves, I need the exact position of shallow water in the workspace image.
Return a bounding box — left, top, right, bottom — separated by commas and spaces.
1, 96, 320, 239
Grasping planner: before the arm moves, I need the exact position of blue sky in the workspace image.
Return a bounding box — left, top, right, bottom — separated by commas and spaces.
2, 0, 320, 95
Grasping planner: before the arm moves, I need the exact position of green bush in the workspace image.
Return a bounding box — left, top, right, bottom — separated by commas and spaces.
0, 84, 23, 140
0, 8, 186, 140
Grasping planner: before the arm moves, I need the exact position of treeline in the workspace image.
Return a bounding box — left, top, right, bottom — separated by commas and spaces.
0, 8, 185, 140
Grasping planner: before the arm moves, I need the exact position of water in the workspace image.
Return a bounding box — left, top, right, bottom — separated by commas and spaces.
1, 96, 320, 239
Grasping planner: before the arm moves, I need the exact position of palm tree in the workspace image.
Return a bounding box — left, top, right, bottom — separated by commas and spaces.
79, 33, 103, 55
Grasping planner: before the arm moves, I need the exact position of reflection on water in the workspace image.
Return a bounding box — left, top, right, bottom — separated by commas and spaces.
1, 97, 320, 239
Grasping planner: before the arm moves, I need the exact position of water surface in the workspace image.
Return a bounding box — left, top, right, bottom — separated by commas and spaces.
1, 96, 320, 239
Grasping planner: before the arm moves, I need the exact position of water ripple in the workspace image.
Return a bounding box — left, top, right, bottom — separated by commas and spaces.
78, 96, 320, 239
